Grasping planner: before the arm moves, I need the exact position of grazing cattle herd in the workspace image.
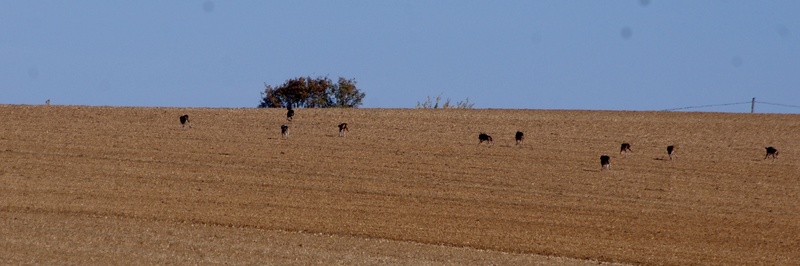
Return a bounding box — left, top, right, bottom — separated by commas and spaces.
175, 109, 782, 171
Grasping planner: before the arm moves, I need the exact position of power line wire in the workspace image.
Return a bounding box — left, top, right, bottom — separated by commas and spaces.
661, 100, 800, 112
660, 101, 751, 111
754, 101, 800, 109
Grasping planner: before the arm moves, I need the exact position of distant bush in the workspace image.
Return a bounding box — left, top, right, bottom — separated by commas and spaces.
259, 76, 365, 108
416, 95, 474, 109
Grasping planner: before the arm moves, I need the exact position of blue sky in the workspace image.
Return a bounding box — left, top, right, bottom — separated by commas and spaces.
2, 1, 799, 113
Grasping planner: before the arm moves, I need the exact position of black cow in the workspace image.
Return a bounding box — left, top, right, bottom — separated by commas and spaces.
281, 124, 289, 139
667, 145, 677, 160
515, 131, 524, 145
338, 123, 349, 137
765, 147, 779, 160
286, 106, 294, 122
600, 155, 611, 171
478, 133, 493, 145
179, 114, 191, 128
620, 143, 632, 157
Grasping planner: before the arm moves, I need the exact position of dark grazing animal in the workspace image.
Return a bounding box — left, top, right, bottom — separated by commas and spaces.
600, 155, 611, 171
765, 147, 779, 159
286, 106, 294, 122
179, 114, 191, 128
478, 133, 493, 145
515, 131, 524, 145
281, 124, 289, 139
338, 123, 349, 137
667, 145, 677, 160
620, 143, 632, 157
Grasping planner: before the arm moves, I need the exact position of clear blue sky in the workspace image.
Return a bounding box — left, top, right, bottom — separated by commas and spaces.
3, 1, 799, 113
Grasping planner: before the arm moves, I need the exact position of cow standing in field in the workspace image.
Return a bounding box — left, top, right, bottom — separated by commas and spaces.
179, 114, 191, 128
281, 124, 289, 139
286, 106, 295, 122
515, 131, 524, 145
620, 143, 632, 157
479, 133, 493, 145
667, 145, 677, 160
600, 155, 611, 171
338, 123, 349, 137
765, 147, 779, 160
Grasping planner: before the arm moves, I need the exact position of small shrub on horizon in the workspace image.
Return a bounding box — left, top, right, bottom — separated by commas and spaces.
416, 95, 474, 109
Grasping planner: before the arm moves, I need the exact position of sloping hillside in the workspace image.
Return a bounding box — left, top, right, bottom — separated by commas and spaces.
1, 105, 798, 265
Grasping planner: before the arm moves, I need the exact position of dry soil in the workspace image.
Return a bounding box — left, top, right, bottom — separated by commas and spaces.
1, 105, 798, 265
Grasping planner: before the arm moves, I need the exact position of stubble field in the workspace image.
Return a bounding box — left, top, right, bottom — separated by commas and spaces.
1, 105, 798, 265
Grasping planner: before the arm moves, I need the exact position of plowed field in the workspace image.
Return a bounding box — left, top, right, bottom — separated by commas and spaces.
1, 105, 798, 265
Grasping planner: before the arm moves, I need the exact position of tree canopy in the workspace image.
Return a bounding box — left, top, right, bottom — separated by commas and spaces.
259, 76, 365, 108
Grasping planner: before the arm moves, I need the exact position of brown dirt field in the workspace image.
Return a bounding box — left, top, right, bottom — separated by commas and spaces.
1, 105, 798, 265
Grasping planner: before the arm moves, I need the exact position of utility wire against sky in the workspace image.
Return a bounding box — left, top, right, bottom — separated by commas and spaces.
660, 102, 752, 112
755, 101, 800, 109
661, 100, 800, 112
